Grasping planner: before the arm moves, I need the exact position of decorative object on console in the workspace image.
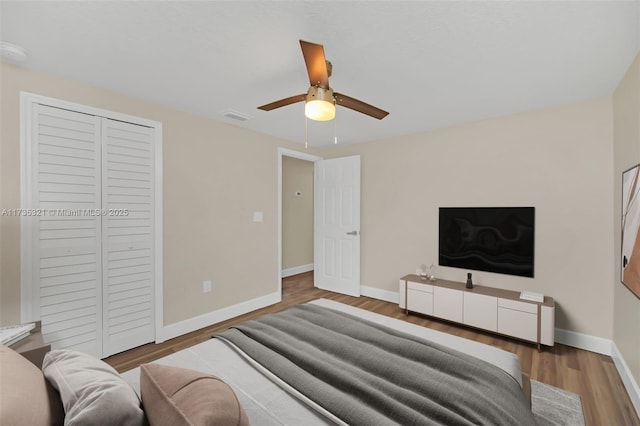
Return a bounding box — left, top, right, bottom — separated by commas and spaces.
429, 263, 437, 281
621, 163, 640, 299
419, 264, 428, 280
466, 272, 473, 289
520, 291, 544, 303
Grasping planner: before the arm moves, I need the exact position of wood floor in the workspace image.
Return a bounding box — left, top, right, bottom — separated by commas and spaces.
105, 272, 640, 426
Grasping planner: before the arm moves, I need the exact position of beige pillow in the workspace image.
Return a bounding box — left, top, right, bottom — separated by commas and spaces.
140, 363, 249, 426
43, 349, 146, 426
0, 344, 64, 426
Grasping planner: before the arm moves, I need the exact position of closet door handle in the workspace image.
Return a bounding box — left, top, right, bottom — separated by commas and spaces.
346, 230, 359, 236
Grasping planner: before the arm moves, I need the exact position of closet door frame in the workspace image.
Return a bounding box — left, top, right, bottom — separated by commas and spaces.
20, 92, 164, 345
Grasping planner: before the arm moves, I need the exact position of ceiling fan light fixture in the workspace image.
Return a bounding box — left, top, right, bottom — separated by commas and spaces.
305, 100, 335, 121
305, 86, 335, 121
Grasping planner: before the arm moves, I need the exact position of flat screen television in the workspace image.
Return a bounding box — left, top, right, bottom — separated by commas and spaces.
439, 207, 535, 278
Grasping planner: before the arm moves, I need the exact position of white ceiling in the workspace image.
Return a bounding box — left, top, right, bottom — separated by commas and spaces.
2, 1, 639, 147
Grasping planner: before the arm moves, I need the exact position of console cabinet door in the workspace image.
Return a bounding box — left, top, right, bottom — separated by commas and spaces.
433, 286, 463, 322
407, 290, 434, 315
497, 299, 537, 342
406, 282, 434, 316
463, 292, 497, 331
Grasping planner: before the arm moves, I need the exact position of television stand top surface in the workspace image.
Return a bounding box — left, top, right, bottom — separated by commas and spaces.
401, 274, 554, 306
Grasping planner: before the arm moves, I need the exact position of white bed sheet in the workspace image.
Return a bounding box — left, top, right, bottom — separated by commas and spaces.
121, 298, 523, 425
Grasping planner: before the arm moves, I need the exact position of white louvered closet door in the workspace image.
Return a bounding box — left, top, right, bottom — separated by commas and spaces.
32, 104, 104, 357
28, 102, 156, 358
101, 119, 155, 357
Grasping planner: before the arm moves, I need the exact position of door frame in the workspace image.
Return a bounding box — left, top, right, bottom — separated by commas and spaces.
19, 92, 164, 344
277, 148, 322, 295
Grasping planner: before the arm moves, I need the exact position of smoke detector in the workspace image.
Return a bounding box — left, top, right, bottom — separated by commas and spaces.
1, 42, 29, 63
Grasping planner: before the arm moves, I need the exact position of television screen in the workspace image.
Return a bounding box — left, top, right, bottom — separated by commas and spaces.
439, 207, 535, 278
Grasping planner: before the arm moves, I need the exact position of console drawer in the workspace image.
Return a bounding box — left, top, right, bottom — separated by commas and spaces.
498, 297, 537, 314
407, 281, 433, 293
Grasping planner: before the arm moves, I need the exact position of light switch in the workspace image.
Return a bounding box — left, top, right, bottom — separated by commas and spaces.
253, 211, 263, 222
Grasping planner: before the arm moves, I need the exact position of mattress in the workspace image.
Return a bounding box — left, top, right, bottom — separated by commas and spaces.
120, 298, 523, 425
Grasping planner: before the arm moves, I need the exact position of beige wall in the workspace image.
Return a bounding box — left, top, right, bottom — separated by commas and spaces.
0, 59, 628, 347
613, 54, 640, 387
320, 97, 615, 337
282, 156, 314, 271
0, 62, 310, 326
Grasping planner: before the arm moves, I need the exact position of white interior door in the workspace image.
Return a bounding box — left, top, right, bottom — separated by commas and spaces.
314, 155, 361, 297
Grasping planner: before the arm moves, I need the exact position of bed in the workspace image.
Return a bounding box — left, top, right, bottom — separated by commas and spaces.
121, 299, 535, 425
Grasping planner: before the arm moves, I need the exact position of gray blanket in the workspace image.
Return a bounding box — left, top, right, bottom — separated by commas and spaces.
216, 304, 536, 426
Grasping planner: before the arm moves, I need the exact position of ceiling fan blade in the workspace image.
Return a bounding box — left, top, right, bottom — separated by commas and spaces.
257, 94, 306, 111
300, 40, 329, 89
334, 92, 389, 120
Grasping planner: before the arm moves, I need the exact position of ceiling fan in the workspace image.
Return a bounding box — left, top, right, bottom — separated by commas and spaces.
258, 40, 389, 122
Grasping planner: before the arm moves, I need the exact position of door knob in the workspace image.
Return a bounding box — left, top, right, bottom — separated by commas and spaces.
346, 230, 359, 236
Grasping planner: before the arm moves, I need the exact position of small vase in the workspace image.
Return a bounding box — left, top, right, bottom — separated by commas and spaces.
466, 273, 473, 289
428, 264, 437, 281
419, 264, 428, 280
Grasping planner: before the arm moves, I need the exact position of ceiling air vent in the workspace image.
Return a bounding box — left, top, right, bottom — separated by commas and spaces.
1, 42, 29, 63
222, 110, 251, 122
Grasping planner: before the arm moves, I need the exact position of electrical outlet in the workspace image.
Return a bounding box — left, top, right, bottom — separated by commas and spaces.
202, 280, 212, 293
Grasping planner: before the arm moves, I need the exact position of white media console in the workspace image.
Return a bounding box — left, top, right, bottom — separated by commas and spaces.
399, 274, 555, 348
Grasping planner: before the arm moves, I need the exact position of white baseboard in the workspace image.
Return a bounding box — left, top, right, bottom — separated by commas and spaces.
281, 264, 313, 278
361, 285, 399, 304
157, 291, 281, 343
553, 328, 612, 355
612, 342, 640, 419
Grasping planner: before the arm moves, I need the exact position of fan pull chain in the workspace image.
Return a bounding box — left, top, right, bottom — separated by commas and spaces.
334, 110, 338, 144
